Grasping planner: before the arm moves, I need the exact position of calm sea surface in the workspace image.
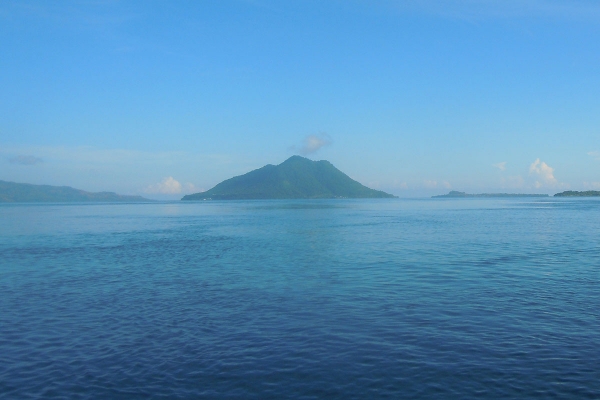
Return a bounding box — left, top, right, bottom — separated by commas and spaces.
1, 199, 599, 399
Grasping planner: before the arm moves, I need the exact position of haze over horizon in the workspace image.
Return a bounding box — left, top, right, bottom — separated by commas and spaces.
1, 0, 599, 199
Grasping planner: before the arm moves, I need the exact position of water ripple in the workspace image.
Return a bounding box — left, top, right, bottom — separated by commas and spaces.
1, 199, 599, 399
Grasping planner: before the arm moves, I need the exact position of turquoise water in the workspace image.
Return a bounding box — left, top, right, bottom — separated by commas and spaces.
1, 199, 599, 399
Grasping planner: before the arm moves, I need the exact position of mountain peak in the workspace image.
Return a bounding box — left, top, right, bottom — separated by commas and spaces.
282, 155, 312, 164
182, 157, 396, 200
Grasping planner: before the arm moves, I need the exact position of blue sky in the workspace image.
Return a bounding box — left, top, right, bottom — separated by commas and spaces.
1, 0, 599, 198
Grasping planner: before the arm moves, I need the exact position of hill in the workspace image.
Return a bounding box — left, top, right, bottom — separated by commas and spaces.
554, 191, 600, 197
433, 191, 549, 198
182, 156, 396, 200
0, 180, 152, 203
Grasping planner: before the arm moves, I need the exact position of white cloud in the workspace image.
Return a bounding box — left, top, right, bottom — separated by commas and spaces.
493, 161, 506, 171
9, 155, 43, 165
529, 158, 558, 187
145, 178, 200, 195
145, 177, 182, 194
292, 133, 332, 155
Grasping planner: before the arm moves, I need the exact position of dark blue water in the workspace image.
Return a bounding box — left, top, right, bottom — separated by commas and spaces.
1, 199, 599, 399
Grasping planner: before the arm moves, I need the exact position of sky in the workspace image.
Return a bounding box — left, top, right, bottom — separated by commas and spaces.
1, 0, 599, 198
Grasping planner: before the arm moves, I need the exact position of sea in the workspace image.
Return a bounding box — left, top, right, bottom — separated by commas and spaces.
1, 198, 599, 399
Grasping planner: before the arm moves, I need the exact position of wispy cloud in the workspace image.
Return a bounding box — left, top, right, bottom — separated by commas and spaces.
0, 145, 232, 195
583, 181, 600, 190
493, 161, 506, 171
291, 133, 332, 155
0, 1, 138, 28
391, 180, 409, 189
184, 183, 201, 193
392, 0, 600, 22
588, 151, 600, 160
2, 146, 182, 165
424, 180, 451, 189
9, 155, 43, 165
0, 145, 233, 168
529, 158, 558, 188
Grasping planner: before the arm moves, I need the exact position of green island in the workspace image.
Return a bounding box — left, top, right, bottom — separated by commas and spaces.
182, 155, 396, 200
554, 191, 600, 197
433, 191, 549, 198
0, 180, 152, 203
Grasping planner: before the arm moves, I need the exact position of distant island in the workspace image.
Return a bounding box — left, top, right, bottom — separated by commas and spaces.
554, 191, 600, 197
434, 190, 600, 198
433, 191, 549, 198
182, 155, 396, 200
0, 180, 152, 203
